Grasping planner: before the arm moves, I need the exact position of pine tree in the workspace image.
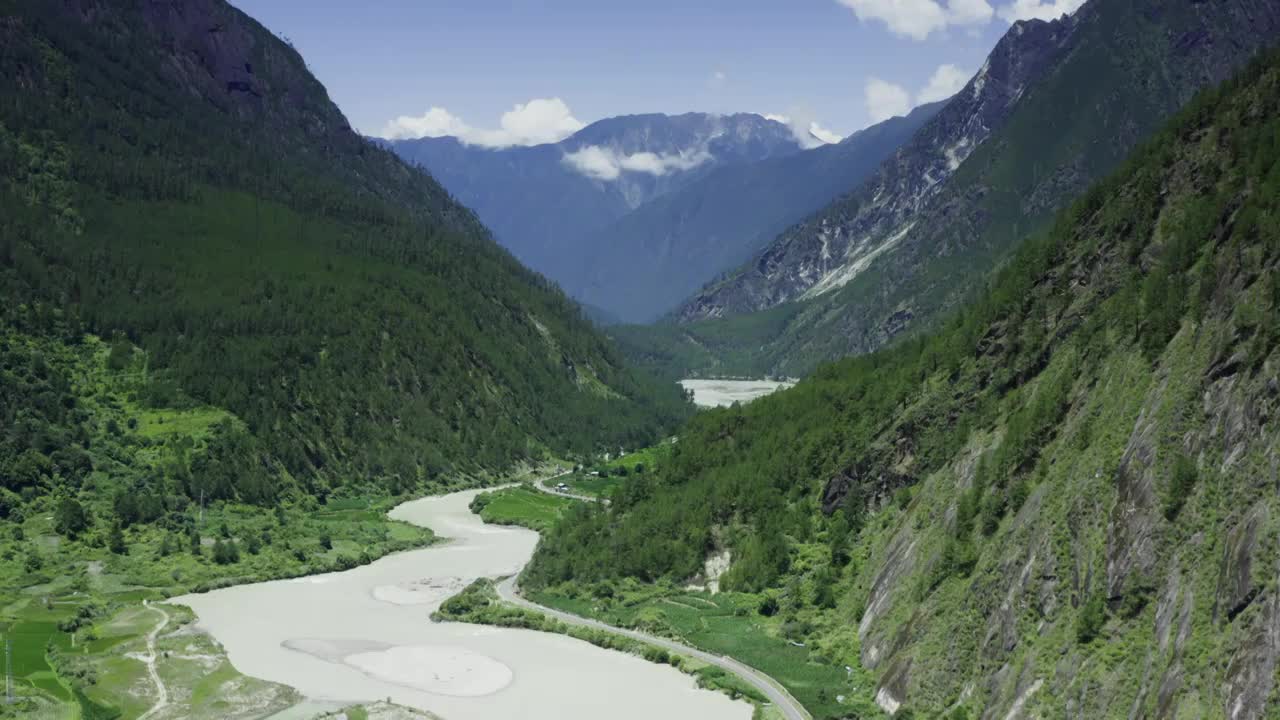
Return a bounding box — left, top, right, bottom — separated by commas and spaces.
108, 524, 127, 555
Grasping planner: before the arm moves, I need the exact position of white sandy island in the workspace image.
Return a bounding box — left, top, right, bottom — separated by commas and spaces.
680, 378, 795, 408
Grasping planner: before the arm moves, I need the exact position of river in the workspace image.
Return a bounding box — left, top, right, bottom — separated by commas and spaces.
175, 488, 750, 720
680, 378, 795, 408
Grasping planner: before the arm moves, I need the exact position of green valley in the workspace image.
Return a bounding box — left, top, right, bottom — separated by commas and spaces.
5, 0, 1280, 719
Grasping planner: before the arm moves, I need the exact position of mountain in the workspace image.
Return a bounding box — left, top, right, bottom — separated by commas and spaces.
0, 0, 690, 512
671, 0, 1280, 376
566, 102, 944, 323
527, 49, 1280, 718
383, 113, 806, 275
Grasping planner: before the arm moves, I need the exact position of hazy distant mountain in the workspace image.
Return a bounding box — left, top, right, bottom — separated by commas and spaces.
383, 113, 806, 275
567, 103, 944, 322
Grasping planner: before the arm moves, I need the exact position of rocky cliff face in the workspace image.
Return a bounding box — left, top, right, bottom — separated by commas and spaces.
673, 0, 1280, 378
832, 59, 1280, 717
678, 14, 1079, 320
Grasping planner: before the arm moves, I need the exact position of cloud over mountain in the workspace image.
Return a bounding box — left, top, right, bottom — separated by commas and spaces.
865, 63, 972, 124
998, 0, 1087, 21
382, 98, 585, 147
562, 146, 714, 181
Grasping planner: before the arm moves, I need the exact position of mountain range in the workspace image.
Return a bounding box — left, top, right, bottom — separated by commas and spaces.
662, 0, 1280, 376
383, 108, 934, 323
566, 102, 943, 323
383, 113, 803, 277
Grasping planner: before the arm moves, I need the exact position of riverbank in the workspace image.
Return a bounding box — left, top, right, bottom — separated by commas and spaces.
467, 479, 883, 720
0, 492, 436, 718
173, 487, 752, 720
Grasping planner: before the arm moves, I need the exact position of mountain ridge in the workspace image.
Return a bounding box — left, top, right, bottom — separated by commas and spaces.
666, 0, 1280, 377
383, 111, 808, 274
0, 0, 689, 498
566, 102, 945, 323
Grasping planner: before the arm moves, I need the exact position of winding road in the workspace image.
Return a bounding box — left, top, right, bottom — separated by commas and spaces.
532, 473, 606, 504
494, 474, 810, 720
137, 602, 171, 720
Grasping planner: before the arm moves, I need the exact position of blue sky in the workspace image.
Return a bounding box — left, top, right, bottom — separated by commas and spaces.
233, 0, 1083, 145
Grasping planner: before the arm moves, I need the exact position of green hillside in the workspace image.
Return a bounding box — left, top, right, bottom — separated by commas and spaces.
527, 51, 1280, 718
0, 0, 689, 503
0, 2, 690, 711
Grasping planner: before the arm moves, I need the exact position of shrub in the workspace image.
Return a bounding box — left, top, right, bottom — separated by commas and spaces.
1162, 454, 1198, 520
1076, 592, 1106, 643
757, 595, 779, 617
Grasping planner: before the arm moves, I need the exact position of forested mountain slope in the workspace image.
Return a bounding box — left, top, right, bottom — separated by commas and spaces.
0, 0, 690, 512
668, 0, 1280, 377
528, 51, 1280, 718
567, 103, 943, 323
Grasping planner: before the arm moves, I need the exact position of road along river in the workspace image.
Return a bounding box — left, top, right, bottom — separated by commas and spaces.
177, 488, 750, 720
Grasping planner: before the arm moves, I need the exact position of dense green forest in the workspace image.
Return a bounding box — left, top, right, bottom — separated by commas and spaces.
528, 51, 1280, 718
0, 0, 689, 507
0, 0, 687, 713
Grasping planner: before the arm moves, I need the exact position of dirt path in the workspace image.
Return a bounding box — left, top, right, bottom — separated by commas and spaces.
137, 602, 171, 720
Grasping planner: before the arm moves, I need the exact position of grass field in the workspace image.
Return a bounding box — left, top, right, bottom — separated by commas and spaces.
560, 439, 674, 499
471, 486, 577, 532
563, 474, 626, 499
530, 586, 864, 718
458, 465, 878, 720
0, 485, 435, 717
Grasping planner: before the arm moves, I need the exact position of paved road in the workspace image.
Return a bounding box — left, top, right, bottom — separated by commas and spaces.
496, 474, 810, 720
137, 602, 171, 720
532, 473, 608, 504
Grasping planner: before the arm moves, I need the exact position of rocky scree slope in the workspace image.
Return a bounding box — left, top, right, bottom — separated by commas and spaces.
527, 51, 1280, 719
674, 0, 1280, 376
0, 0, 689, 497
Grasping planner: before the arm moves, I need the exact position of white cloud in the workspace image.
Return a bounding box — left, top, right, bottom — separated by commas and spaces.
762, 112, 844, 148
563, 146, 714, 181
709, 69, 728, 88
917, 63, 971, 104
563, 146, 624, 181
864, 78, 913, 123
809, 122, 844, 145
381, 97, 585, 147
997, 0, 1086, 21
836, 0, 993, 40
949, 0, 996, 24
382, 107, 470, 141
862, 63, 972, 126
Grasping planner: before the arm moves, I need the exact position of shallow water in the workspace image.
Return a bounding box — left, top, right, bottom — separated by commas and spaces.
176, 489, 749, 720
680, 378, 795, 408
